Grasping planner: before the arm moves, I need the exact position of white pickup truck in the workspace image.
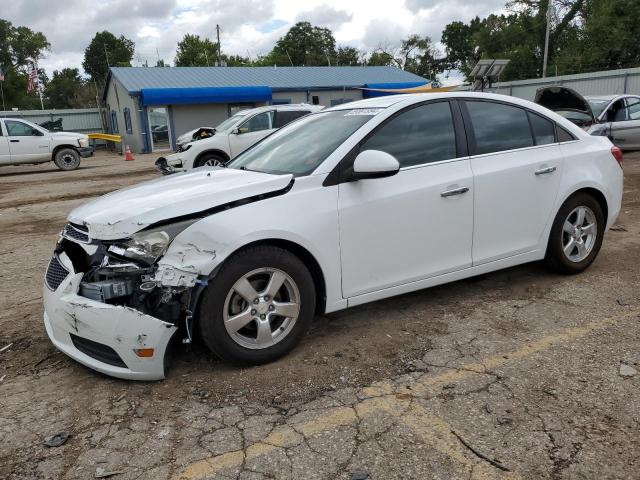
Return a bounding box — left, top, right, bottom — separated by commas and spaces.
0, 117, 93, 171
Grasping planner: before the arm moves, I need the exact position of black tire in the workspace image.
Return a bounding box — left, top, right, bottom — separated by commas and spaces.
545, 192, 605, 274
53, 148, 81, 171
194, 152, 226, 168
198, 245, 316, 364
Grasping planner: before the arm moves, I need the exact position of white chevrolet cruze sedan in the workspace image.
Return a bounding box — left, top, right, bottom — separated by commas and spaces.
43, 92, 623, 380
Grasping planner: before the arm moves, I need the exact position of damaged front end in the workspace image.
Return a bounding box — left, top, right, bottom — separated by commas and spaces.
43, 221, 207, 380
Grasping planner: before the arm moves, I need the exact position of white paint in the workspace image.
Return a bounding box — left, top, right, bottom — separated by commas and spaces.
45, 92, 623, 380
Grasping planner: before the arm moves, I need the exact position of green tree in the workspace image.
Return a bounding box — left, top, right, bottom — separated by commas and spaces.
0, 18, 50, 110
261, 22, 337, 66
45, 68, 94, 109
336, 46, 362, 66
367, 50, 395, 66
175, 34, 219, 66
82, 31, 134, 83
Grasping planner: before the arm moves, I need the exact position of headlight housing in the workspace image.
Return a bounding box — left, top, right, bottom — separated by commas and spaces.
78, 137, 89, 148
108, 220, 197, 265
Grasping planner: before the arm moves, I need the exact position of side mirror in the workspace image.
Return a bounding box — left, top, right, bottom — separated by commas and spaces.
352, 150, 400, 180
231, 128, 240, 135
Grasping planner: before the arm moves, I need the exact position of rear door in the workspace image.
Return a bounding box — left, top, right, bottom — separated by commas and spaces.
462, 100, 563, 264
0, 120, 11, 164
5, 119, 51, 163
229, 110, 275, 157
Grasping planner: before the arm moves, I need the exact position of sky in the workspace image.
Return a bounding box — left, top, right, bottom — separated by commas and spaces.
3, 0, 508, 82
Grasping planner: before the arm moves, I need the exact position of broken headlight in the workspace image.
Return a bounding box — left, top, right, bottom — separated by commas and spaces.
108, 220, 197, 265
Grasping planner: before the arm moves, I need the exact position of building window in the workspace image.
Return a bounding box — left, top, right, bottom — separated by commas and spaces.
123, 107, 133, 134
311, 95, 320, 105
111, 110, 119, 134
228, 103, 255, 116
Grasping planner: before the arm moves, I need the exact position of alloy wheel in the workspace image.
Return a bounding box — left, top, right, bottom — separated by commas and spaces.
223, 268, 301, 349
562, 206, 597, 262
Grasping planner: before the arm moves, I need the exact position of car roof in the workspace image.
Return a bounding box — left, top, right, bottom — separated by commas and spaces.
238, 104, 323, 116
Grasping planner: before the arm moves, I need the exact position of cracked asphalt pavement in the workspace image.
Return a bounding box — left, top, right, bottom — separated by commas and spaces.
1, 151, 639, 480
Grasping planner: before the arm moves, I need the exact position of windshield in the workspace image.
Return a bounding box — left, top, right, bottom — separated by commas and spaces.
215, 113, 246, 133
587, 99, 610, 118
227, 109, 381, 176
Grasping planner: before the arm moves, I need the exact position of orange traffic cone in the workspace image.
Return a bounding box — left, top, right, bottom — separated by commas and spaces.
124, 145, 134, 161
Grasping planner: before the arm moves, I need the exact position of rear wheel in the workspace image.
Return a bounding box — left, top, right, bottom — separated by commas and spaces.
545, 193, 605, 274
194, 152, 226, 168
53, 148, 81, 171
198, 246, 315, 364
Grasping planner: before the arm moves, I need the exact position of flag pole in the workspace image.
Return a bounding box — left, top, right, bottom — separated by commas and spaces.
35, 57, 44, 110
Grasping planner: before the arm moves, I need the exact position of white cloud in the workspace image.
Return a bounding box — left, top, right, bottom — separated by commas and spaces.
2, 0, 507, 75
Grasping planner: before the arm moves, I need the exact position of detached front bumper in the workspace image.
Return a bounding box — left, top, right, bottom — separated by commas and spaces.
43, 253, 177, 380
78, 146, 94, 158
154, 153, 184, 175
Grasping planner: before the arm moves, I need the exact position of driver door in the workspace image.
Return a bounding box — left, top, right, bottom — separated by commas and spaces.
338, 101, 473, 298
607, 97, 640, 149
5, 119, 51, 163
229, 110, 275, 157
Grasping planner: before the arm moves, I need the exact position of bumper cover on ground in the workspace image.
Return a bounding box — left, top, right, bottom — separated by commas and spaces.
43, 254, 177, 380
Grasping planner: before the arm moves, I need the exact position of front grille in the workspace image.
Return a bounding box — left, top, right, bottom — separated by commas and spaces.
70, 333, 128, 368
45, 255, 69, 291
63, 223, 90, 243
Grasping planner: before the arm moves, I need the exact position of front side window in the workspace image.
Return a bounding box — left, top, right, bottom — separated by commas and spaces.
6, 120, 40, 136
607, 100, 627, 122
228, 109, 377, 176
361, 101, 457, 168
466, 101, 534, 155
273, 110, 309, 129
626, 98, 640, 120
528, 112, 556, 146
239, 111, 273, 133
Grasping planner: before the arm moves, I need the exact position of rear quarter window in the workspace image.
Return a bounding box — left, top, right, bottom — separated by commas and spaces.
528, 112, 556, 145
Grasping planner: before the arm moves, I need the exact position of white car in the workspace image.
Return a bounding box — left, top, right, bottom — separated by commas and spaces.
0, 117, 93, 170
43, 92, 623, 380
155, 104, 323, 174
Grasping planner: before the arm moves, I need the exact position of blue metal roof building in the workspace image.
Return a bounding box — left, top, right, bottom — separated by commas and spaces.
104, 66, 427, 153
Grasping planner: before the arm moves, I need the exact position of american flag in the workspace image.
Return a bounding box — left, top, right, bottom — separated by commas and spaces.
27, 64, 38, 93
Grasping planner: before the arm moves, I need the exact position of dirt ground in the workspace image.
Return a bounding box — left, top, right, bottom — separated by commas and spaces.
0, 150, 639, 480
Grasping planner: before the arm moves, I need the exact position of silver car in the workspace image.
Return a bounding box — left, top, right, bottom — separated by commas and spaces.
535, 86, 640, 150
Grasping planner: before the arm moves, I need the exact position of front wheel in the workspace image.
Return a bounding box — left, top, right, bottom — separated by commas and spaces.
54, 148, 81, 171
198, 246, 316, 364
545, 193, 605, 274
194, 153, 226, 168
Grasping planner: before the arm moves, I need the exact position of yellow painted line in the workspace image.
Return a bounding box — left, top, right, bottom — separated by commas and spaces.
176, 310, 638, 480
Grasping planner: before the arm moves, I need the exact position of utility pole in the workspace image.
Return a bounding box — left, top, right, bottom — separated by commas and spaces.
216, 24, 221, 66
104, 43, 111, 67
542, 0, 552, 78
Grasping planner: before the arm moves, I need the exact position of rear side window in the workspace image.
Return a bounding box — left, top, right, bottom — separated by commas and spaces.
465, 101, 533, 155
528, 112, 556, 145
626, 98, 640, 120
361, 101, 457, 168
273, 110, 309, 129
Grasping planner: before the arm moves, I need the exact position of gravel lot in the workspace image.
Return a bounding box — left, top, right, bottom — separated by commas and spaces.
0, 150, 639, 480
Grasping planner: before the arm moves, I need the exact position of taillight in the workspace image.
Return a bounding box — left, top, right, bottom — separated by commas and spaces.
611, 145, 623, 168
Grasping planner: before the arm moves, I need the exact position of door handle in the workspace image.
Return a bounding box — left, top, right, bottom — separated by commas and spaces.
535, 166, 556, 175
10, 139, 19, 143
440, 186, 469, 197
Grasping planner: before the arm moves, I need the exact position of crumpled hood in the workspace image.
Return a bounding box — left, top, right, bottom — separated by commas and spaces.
68, 167, 293, 240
